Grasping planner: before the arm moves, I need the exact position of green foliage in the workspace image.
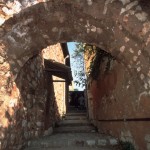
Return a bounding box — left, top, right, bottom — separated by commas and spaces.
72, 43, 115, 87
120, 141, 135, 150
89, 48, 115, 80
72, 43, 85, 58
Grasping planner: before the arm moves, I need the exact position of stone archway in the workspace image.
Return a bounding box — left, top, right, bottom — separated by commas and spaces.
0, 0, 150, 149
1, 0, 150, 80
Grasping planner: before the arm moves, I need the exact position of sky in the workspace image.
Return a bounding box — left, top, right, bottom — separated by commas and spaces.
67, 42, 85, 91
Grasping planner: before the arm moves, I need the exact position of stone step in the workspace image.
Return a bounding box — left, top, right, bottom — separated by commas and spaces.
54, 125, 96, 133
58, 119, 91, 126
25, 146, 117, 150
25, 133, 118, 150
67, 106, 86, 112
66, 112, 87, 116
64, 115, 87, 120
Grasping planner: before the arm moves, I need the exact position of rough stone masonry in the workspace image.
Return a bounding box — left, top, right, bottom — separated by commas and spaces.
0, 0, 150, 150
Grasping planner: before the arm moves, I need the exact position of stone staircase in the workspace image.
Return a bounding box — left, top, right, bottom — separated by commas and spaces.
54, 112, 96, 133
24, 112, 120, 150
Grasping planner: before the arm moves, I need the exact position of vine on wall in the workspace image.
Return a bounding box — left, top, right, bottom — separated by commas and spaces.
84, 44, 115, 80
73, 43, 115, 87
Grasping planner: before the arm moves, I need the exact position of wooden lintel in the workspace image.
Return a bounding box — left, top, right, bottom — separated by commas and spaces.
52, 80, 66, 82
45, 68, 66, 72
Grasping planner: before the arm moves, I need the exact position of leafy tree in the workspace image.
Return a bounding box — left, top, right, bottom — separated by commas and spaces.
72, 43, 115, 87
72, 43, 86, 88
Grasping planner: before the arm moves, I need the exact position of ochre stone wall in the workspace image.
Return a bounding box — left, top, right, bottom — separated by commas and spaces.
52, 76, 66, 118
88, 59, 150, 150
0, 43, 66, 149
43, 44, 64, 62
43, 43, 66, 117
44, 71, 58, 129
0, 53, 58, 149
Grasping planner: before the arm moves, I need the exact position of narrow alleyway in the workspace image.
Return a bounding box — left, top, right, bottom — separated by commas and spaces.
24, 110, 119, 150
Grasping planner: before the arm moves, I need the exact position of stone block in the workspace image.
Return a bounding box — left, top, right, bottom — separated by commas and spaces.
22, 120, 27, 127
109, 138, 118, 146
35, 131, 39, 137
17, 60, 23, 67
27, 75, 31, 81
24, 132, 28, 139
135, 12, 148, 22
145, 134, 150, 142
10, 134, 15, 141
86, 140, 96, 146
97, 139, 107, 146
44, 127, 53, 136
0, 56, 4, 64
27, 122, 31, 128
36, 121, 42, 127
32, 80, 37, 87
17, 144, 23, 150
41, 142, 49, 148
0, 132, 4, 139
28, 141, 31, 146
27, 94, 31, 99
30, 63, 35, 70
147, 143, 150, 150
